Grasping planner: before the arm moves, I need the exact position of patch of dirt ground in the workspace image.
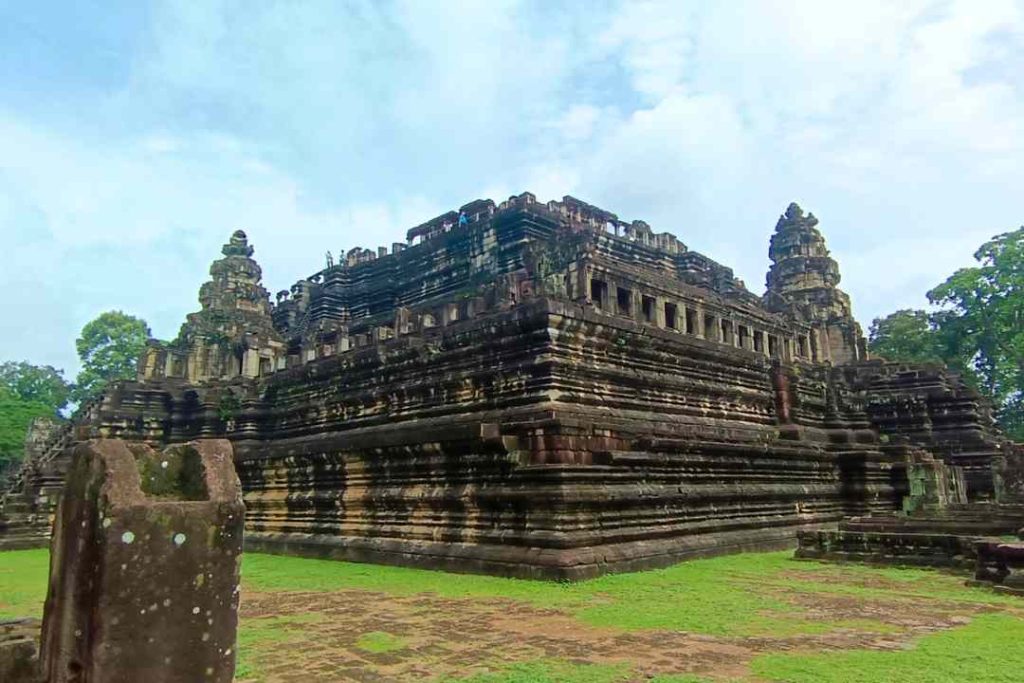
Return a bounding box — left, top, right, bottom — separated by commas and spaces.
236, 584, 1016, 682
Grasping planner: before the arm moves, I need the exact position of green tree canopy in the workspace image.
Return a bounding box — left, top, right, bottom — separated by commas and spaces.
926, 227, 1024, 438
0, 362, 70, 470
73, 311, 151, 404
927, 227, 1024, 401
0, 386, 56, 470
868, 310, 945, 365
0, 361, 71, 412
871, 228, 1024, 439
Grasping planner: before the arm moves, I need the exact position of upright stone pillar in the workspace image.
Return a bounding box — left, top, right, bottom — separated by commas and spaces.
40, 439, 244, 683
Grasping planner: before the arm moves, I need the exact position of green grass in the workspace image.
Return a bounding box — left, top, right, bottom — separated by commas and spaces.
5, 547, 1024, 682
355, 630, 407, 654
449, 661, 717, 683
6, 548, 1017, 639
752, 613, 1024, 682
450, 659, 632, 683
0, 548, 49, 618
241, 550, 1016, 637
780, 558, 1023, 606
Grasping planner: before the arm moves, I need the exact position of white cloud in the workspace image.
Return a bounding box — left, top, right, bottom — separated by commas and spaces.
1, 0, 1023, 376
598, 1, 697, 99
0, 113, 446, 374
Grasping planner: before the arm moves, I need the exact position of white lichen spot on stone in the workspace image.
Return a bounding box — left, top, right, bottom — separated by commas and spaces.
224, 648, 232, 656
192, 606, 201, 615
74, 629, 82, 637
163, 598, 172, 607
121, 531, 135, 544
201, 632, 210, 642
161, 460, 169, 469
173, 532, 187, 546
102, 517, 112, 528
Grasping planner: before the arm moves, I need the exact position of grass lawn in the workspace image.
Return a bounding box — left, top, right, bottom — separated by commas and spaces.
2, 548, 1022, 682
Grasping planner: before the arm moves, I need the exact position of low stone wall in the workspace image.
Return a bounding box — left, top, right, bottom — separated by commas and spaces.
840, 510, 1024, 537
795, 529, 980, 570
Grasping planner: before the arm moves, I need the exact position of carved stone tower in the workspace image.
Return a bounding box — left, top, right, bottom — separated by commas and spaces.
139, 230, 286, 382
764, 203, 866, 364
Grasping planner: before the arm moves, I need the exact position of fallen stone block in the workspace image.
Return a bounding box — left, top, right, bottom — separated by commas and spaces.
975, 540, 1024, 594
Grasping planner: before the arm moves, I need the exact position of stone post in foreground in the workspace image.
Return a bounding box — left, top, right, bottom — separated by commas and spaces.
40, 439, 244, 683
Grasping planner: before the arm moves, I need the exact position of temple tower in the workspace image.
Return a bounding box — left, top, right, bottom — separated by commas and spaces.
139, 230, 286, 382
764, 203, 866, 363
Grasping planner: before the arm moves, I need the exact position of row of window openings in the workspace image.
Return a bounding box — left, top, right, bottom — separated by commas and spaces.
592, 279, 800, 358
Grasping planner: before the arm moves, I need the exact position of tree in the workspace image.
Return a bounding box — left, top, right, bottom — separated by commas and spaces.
0, 361, 70, 470
867, 309, 979, 384
927, 227, 1024, 439
73, 311, 151, 404
868, 228, 1024, 439
0, 361, 71, 412
868, 310, 944, 365
0, 386, 56, 470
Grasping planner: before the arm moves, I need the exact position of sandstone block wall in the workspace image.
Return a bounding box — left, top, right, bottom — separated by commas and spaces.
79, 300, 911, 579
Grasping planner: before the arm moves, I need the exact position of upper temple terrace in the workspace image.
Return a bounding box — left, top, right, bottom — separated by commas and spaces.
137, 191, 865, 388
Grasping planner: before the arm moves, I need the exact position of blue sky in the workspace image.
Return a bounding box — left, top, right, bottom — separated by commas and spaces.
2, 0, 1022, 378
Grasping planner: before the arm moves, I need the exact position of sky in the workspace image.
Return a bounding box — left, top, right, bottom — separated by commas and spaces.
1, 0, 1022, 379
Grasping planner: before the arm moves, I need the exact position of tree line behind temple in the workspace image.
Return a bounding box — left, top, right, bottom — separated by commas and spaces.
868, 226, 1024, 441
2, 226, 1023, 469
0, 311, 149, 472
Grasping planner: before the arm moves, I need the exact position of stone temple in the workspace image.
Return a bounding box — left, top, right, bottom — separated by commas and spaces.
2, 192, 1021, 579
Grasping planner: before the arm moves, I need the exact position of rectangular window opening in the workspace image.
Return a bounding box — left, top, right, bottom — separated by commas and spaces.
721, 320, 734, 345
665, 302, 678, 330
642, 295, 656, 323
704, 315, 717, 341
591, 279, 608, 310
617, 287, 632, 316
